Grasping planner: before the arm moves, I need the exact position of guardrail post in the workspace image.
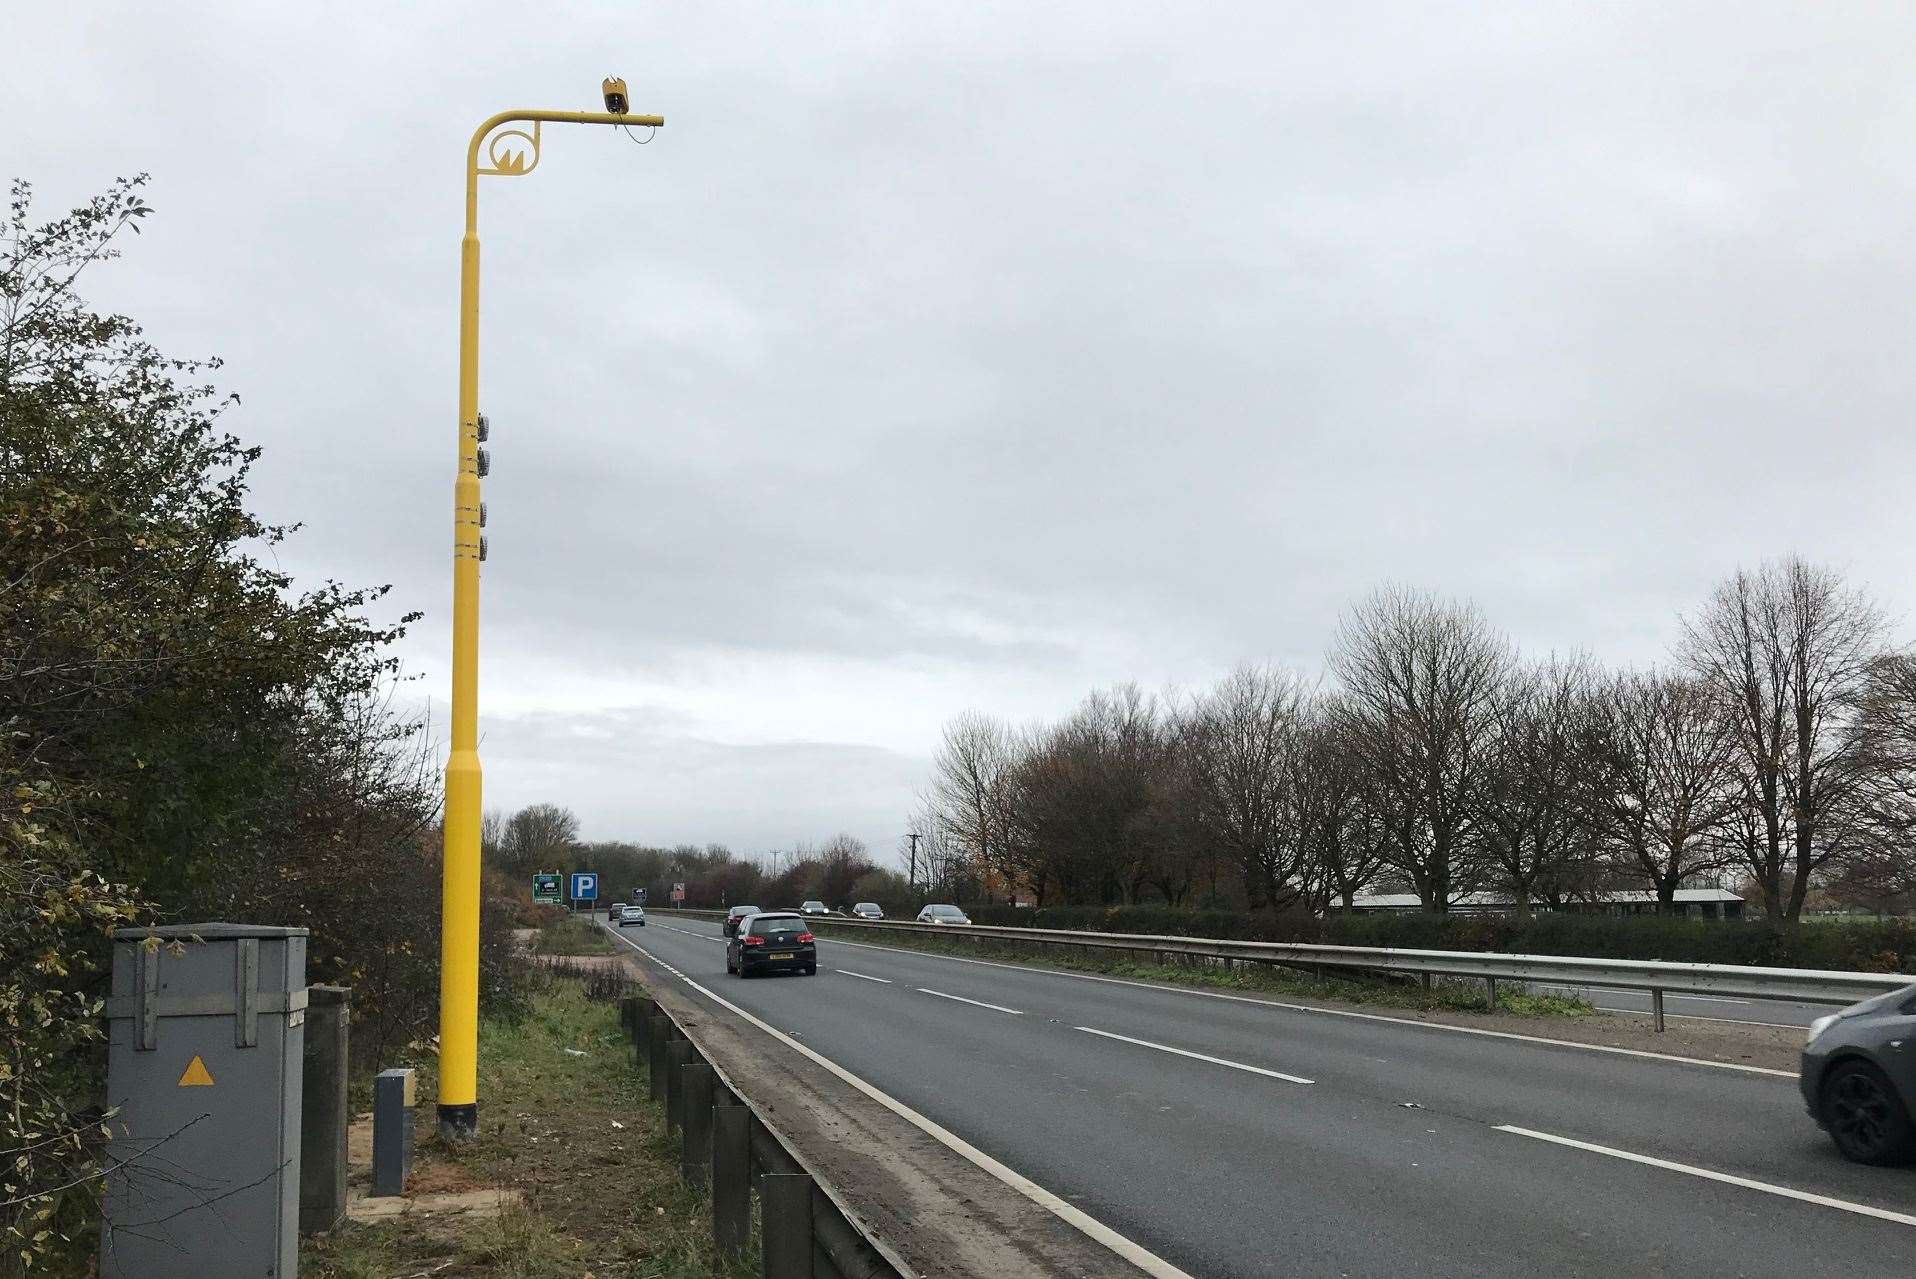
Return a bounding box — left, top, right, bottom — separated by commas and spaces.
620, 994, 640, 1041
713, 1101, 752, 1258
682, 1061, 715, 1187
648, 1021, 669, 1102
665, 1040, 694, 1134
636, 1001, 662, 1067
1419, 972, 1432, 995
760, 1173, 815, 1279
1485, 977, 1498, 1011
1651, 988, 1666, 1032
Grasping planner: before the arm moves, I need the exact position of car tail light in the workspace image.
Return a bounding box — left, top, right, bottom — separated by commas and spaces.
742, 934, 765, 945
797, 933, 815, 944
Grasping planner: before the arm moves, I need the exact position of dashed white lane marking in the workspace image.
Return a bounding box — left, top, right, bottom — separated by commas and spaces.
645, 915, 1801, 1078
656, 922, 725, 943
1076, 1026, 1314, 1085
602, 924, 1196, 1279
837, 969, 893, 984
918, 987, 1023, 1015
788, 928, 1799, 1079
1495, 1126, 1916, 1228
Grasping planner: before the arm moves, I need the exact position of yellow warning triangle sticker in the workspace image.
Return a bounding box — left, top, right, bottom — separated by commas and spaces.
177, 1055, 215, 1087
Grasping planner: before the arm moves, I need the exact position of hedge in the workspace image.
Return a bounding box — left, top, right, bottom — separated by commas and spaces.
957, 904, 1916, 974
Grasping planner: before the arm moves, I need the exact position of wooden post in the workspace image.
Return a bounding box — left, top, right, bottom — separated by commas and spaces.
713, 1103, 751, 1258
760, 1173, 815, 1279
681, 1062, 715, 1187
648, 1024, 669, 1103
665, 1040, 693, 1134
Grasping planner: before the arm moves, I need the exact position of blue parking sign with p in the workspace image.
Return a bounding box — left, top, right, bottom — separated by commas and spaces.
570, 872, 598, 902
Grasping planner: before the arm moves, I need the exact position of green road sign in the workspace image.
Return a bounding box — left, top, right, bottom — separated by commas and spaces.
532, 873, 561, 904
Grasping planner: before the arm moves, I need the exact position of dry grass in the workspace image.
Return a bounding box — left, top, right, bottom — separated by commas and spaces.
303, 974, 751, 1278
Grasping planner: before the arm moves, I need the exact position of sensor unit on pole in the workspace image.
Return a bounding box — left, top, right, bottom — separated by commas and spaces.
476, 448, 490, 477
475, 413, 489, 442
602, 77, 629, 114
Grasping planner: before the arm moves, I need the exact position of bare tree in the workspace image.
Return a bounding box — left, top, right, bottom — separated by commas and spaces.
1013, 686, 1168, 905
929, 712, 1022, 894
498, 803, 580, 876
1681, 558, 1888, 921
1472, 656, 1599, 918
1833, 652, 1916, 908
1329, 587, 1514, 912
1291, 701, 1390, 911
1186, 665, 1313, 910
1582, 669, 1740, 910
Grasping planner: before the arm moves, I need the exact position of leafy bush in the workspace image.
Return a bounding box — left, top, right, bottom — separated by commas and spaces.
1, 843, 147, 1274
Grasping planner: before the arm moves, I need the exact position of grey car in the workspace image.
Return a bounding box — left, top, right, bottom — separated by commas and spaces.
1800, 982, 1916, 1165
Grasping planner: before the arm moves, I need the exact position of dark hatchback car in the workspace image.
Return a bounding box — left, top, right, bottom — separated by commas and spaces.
726, 912, 817, 978
1800, 982, 1916, 1165
722, 904, 762, 938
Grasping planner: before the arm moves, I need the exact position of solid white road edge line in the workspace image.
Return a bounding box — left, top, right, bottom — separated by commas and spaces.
837, 969, 893, 984
917, 987, 1023, 1015
1494, 1125, 1916, 1228
604, 926, 1196, 1279
799, 930, 1800, 1079
1076, 1026, 1314, 1085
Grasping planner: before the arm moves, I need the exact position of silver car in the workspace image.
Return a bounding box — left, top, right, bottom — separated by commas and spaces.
915, 904, 971, 926
1800, 982, 1916, 1164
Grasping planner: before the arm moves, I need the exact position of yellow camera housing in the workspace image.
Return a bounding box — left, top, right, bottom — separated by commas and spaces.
602, 77, 629, 115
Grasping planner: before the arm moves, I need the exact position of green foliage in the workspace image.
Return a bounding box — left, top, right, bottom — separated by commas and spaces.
959, 902, 1916, 972
2, 176, 417, 908
2, 174, 522, 1264
0, 838, 146, 1273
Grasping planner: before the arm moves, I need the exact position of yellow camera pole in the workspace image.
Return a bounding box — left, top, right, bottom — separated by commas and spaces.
439, 89, 664, 1141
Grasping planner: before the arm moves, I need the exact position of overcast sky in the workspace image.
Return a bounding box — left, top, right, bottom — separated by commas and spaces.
10, 4, 1916, 865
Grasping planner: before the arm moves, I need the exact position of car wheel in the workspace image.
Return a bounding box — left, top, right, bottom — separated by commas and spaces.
804, 964, 817, 976
1822, 1060, 1916, 1165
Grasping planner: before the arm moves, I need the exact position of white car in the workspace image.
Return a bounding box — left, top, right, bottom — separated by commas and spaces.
915, 904, 971, 926
616, 905, 646, 928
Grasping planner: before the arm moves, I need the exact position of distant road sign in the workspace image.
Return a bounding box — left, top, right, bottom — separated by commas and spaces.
671, 881, 685, 903
532, 873, 561, 904
570, 872, 598, 903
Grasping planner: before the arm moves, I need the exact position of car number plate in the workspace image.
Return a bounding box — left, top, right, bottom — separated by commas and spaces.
770, 951, 795, 960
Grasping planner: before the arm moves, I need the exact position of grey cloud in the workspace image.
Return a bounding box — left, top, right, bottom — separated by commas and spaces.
10, 2, 1916, 853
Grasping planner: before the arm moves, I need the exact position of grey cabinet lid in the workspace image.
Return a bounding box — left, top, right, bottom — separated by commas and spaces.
113, 922, 310, 941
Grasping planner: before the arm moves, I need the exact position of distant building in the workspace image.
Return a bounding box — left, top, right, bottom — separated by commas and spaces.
1336, 887, 1744, 920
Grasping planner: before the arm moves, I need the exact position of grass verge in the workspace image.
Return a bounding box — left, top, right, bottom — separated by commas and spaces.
533, 914, 617, 956
808, 921, 1596, 1018
303, 971, 752, 1279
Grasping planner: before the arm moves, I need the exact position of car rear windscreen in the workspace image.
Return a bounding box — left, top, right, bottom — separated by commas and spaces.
753, 917, 808, 935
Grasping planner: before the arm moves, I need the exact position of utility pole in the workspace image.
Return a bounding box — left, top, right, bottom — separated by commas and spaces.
906, 832, 920, 890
